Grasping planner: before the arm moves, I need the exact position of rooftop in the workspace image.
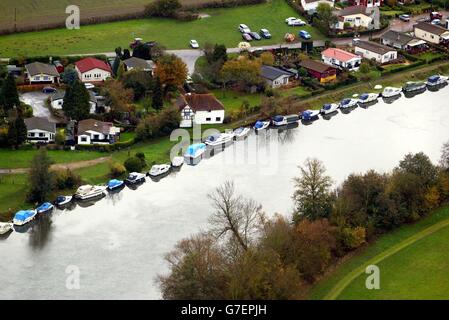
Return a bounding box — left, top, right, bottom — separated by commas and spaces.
24, 117, 56, 133
25, 62, 59, 77
75, 57, 112, 74
321, 48, 360, 62
261, 65, 295, 81
354, 40, 396, 55
177, 93, 224, 112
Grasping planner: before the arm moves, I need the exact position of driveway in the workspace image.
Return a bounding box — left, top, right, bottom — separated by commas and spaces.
20, 91, 58, 122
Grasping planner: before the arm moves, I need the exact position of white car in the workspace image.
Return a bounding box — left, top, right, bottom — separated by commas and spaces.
84, 83, 95, 90
189, 39, 199, 48
238, 24, 251, 33
286, 17, 306, 26
285, 17, 297, 23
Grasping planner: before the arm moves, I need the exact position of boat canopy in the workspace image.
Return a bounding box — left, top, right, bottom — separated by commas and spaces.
254, 121, 266, 129
56, 196, 67, 203
37, 202, 53, 212
108, 179, 123, 188
341, 98, 350, 104
14, 210, 35, 221
428, 75, 440, 82
360, 94, 369, 100
323, 104, 332, 110
186, 143, 206, 156
273, 115, 284, 122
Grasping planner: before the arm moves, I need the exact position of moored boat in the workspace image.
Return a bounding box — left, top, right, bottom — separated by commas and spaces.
148, 164, 171, 178
272, 115, 287, 126
13, 209, 37, 226
426, 75, 447, 87
253, 121, 270, 131
339, 98, 358, 109
0, 222, 13, 235
382, 87, 402, 98
36, 202, 54, 214
358, 93, 378, 104
403, 81, 426, 93
125, 172, 146, 185
184, 143, 207, 165
301, 110, 320, 122
107, 179, 125, 191
74, 185, 106, 201
233, 127, 251, 140
55, 195, 73, 207
204, 133, 234, 146
320, 103, 339, 115
171, 156, 185, 168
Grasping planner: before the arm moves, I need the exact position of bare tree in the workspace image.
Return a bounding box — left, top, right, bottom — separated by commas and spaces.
441, 140, 449, 170
208, 181, 264, 252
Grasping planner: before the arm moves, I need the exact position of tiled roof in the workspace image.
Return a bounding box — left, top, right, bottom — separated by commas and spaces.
321, 48, 360, 62
177, 93, 224, 112
75, 58, 112, 74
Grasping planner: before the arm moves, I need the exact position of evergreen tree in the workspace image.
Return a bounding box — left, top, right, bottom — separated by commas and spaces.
62, 68, 78, 85
0, 73, 20, 113
27, 148, 55, 203
152, 77, 163, 110
63, 80, 90, 120
112, 56, 121, 76
7, 115, 27, 148
212, 44, 228, 63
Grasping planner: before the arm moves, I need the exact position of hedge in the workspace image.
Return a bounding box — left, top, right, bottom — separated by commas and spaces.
75, 138, 135, 152
380, 60, 426, 76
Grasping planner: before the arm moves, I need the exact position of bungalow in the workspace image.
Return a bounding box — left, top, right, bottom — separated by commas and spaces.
50, 91, 99, 114
24, 117, 56, 144
77, 119, 120, 145
301, 0, 334, 13
413, 22, 449, 46
349, 0, 383, 7
75, 57, 112, 82
354, 40, 397, 64
123, 57, 155, 74
321, 48, 362, 71
177, 93, 225, 128
381, 30, 427, 53
299, 59, 337, 83
25, 62, 60, 84
261, 65, 296, 88
334, 5, 380, 31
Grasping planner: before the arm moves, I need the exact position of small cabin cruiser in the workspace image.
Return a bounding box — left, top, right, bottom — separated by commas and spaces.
285, 114, 300, 124
358, 93, 378, 104
13, 209, 37, 226
403, 81, 426, 93
204, 133, 234, 146
382, 87, 402, 98
320, 103, 339, 115
339, 98, 358, 109
107, 179, 124, 191
55, 195, 73, 207
171, 156, 185, 168
36, 202, 54, 214
253, 121, 270, 131
75, 185, 106, 200
233, 127, 251, 140
426, 75, 447, 87
0, 222, 13, 235
272, 115, 287, 126
301, 110, 320, 122
126, 172, 146, 185
148, 164, 171, 178
184, 143, 206, 165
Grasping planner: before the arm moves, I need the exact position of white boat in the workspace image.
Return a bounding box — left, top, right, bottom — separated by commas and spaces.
253, 121, 270, 131
171, 156, 185, 168
358, 93, 378, 104
184, 143, 207, 165
339, 98, 358, 109
125, 172, 146, 185
149, 164, 171, 177
74, 185, 106, 200
382, 87, 402, 98
13, 209, 37, 226
403, 81, 426, 93
426, 75, 447, 87
233, 127, 251, 139
0, 222, 13, 235
320, 103, 339, 115
55, 195, 73, 206
301, 110, 320, 121
272, 115, 287, 126
204, 133, 234, 146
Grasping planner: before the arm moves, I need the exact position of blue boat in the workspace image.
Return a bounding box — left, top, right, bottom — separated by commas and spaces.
184, 143, 207, 165
339, 98, 358, 109
13, 209, 37, 226
107, 179, 124, 190
36, 202, 54, 214
301, 110, 320, 122
253, 121, 270, 131
426, 75, 446, 86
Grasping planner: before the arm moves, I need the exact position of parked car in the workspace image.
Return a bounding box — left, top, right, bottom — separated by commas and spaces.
430, 11, 443, 21
189, 39, 199, 48
42, 86, 56, 94
285, 17, 297, 23
431, 18, 441, 25
286, 17, 306, 26
249, 31, 261, 40
84, 83, 95, 90
399, 14, 410, 22
260, 28, 272, 39
299, 30, 311, 39
242, 33, 253, 41
238, 24, 251, 33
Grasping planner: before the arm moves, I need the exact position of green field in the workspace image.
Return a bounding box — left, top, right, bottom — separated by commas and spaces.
0, 0, 324, 57
309, 206, 449, 300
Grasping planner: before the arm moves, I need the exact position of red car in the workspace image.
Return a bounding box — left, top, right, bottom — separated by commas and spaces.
242, 33, 253, 41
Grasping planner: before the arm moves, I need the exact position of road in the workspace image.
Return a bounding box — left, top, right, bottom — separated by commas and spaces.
20, 91, 58, 122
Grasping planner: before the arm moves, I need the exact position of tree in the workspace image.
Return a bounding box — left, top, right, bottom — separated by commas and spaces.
103, 79, 134, 116
440, 140, 449, 170
292, 158, 334, 222
152, 77, 164, 110
0, 73, 20, 113
124, 156, 144, 172
116, 62, 126, 79
122, 70, 154, 101
315, 3, 338, 35
7, 115, 27, 148
61, 68, 78, 86
135, 106, 181, 140
260, 52, 275, 66
155, 54, 188, 89
27, 148, 54, 203
112, 56, 121, 76
63, 80, 90, 120
220, 56, 261, 90
144, 0, 181, 18
398, 152, 438, 187
212, 44, 228, 64
133, 43, 152, 60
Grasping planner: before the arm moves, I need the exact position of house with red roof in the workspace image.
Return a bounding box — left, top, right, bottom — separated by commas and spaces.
176, 93, 225, 128
321, 48, 362, 71
74, 57, 112, 83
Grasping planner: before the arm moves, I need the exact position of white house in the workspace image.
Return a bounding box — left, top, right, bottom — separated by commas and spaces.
123, 57, 155, 75
50, 91, 99, 114
354, 40, 397, 64
321, 48, 362, 71
301, 0, 334, 13
77, 119, 120, 145
334, 5, 380, 30
261, 65, 296, 88
413, 22, 449, 46
177, 93, 225, 128
75, 57, 112, 83
24, 117, 56, 144
25, 62, 60, 84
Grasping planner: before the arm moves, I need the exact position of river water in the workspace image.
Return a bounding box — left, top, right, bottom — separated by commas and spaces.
1, 87, 449, 299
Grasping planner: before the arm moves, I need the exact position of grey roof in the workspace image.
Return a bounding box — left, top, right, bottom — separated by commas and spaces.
261, 65, 294, 81
51, 90, 97, 103
123, 57, 154, 70
355, 40, 396, 55
24, 117, 56, 133
25, 62, 59, 77
382, 30, 414, 46
414, 22, 448, 35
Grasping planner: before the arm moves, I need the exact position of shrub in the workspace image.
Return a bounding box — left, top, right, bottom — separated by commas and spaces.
110, 162, 126, 178
135, 152, 147, 167
124, 156, 144, 173
55, 169, 81, 190
144, 0, 181, 18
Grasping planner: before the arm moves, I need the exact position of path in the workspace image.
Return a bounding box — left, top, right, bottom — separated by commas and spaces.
323, 218, 449, 300
0, 156, 111, 174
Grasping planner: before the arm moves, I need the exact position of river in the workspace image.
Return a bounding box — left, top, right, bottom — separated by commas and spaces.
1, 87, 448, 299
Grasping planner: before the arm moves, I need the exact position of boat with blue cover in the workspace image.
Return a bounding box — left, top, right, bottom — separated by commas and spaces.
204, 133, 234, 147
426, 75, 447, 87
358, 93, 378, 104
184, 143, 207, 165
320, 103, 339, 115
125, 172, 146, 185
301, 110, 320, 122
253, 121, 270, 131
272, 115, 287, 126
36, 202, 54, 214
13, 209, 37, 226
55, 195, 73, 207
233, 127, 251, 140
107, 179, 125, 191
339, 98, 358, 109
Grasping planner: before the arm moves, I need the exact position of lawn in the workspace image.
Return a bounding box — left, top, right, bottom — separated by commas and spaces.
211, 89, 263, 113
309, 206, 449, 300
0, 0, 325, 57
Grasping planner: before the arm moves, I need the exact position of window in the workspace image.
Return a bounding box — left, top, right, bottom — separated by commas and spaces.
35, 76, 40, 80
81, 137, 87, 142
216, 117, 221, 122
29, 132, 35, 137
206, 117, 211, 121
39, 133, 44, 137
93, 134, 100, 140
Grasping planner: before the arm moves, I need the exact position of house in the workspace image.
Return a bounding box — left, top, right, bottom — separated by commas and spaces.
261, 65, 296, 88
381, 30, 428, 53
321, 48, 362, 71
354, 40, 397, 64
24, 62, 60, 84
349, 0, 383, 7
413, 22, 449, 46
299, 59, 337, 83
75, 57, 112, 82
301, 0, 334, 13
50, 91, 99, 114
7, 65, 22, 77
77, 119, 120, 145
334, 5, 380, 30
24, 117, 56, 144
123, 57, 155, 74
176, 93, 225, 128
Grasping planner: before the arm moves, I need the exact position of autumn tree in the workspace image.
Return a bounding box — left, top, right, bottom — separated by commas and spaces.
260, 52, 275, 66
63, 80, 90, 120
103, 79, 134, 116
398, 152, 438, 187
220, 56, 261, 90
155, 54, 188, 90
292, 158, 334, 223
121, 70, 154, 101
